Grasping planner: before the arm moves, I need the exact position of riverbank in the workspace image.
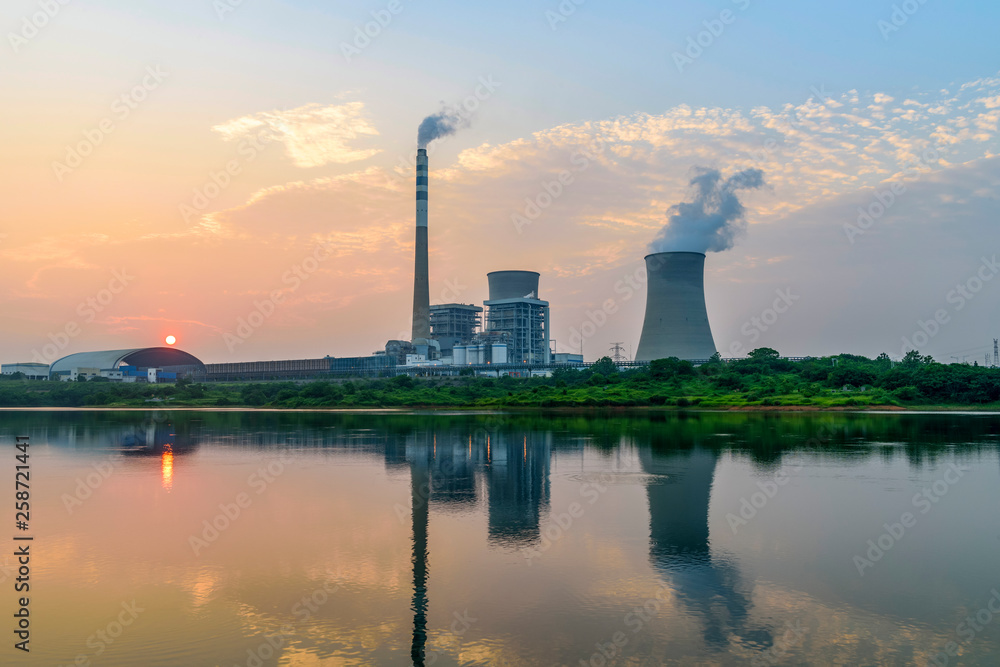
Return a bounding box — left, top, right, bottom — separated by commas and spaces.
2, 351, 998, 411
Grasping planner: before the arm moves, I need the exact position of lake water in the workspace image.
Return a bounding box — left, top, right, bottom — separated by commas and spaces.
1, 409, 999, 666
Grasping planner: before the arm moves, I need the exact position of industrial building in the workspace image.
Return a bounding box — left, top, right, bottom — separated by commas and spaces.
1, 362, 50, 380
401, 145, 553, 368
1, 141, 699, 384
47, 347, 206, 382
430, 303, 482, 354
482, 271, 551, 365
636, 252, 718, 362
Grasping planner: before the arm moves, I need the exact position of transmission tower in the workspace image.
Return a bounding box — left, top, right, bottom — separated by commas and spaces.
994, 339, 998, 367
610, 342, 628, 363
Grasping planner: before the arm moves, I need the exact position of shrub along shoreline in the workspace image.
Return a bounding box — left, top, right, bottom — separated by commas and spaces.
2, 349, 999, 411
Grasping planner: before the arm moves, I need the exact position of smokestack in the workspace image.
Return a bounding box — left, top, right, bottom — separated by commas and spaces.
411, 149, 430, 341
635, 252, 717, 362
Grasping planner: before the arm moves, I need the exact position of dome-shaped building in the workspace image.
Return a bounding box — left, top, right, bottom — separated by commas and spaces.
48, 347, 205, 382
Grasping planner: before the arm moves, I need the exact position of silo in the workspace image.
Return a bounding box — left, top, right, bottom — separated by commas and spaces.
467, 345, 481, 365
453, 346, 467, 365
635, 252, 718, 362
491, 344, 508, 364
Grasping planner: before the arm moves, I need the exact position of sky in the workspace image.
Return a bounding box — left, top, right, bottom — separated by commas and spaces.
2, 0, 1000, 364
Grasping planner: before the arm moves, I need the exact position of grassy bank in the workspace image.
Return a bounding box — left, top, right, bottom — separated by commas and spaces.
2, 349, 999, 411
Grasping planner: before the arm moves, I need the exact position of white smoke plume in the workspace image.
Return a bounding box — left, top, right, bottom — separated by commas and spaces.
417, 107, 470, 149
649, 167, 766, 254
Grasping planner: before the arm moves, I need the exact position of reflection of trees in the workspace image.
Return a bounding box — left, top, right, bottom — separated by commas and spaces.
13, 408, 992, 467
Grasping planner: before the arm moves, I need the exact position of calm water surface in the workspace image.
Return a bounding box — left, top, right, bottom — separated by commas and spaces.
1, 410, 999, 666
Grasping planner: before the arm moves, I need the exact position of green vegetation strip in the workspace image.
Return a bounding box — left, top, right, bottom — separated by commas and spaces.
2, 349, 999, 410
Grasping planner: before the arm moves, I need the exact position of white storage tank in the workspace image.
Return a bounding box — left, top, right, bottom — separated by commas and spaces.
491, 344, 508, 364
453, 346, 467, 365
468, 345, 482, 365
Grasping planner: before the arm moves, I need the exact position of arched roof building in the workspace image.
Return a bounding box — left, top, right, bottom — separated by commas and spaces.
49, 347, 205, 379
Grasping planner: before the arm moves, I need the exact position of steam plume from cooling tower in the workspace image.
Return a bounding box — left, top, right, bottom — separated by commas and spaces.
649, 167, 765, 254
417, 107, 470, 149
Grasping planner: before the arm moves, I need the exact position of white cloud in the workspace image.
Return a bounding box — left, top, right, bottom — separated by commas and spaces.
212, 102, 381, 168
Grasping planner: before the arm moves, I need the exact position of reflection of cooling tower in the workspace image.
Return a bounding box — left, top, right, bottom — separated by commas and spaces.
412, 149, 431, 341
487, 271, 540, 300
636, 252, 717, 361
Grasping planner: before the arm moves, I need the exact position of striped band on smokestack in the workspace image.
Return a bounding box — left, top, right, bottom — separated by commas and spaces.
411, 149, 431, 340
416, 148, 428, 227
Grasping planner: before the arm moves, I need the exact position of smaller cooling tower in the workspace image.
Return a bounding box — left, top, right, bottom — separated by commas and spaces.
635, 252, 717, 362
487, 271, 540, 300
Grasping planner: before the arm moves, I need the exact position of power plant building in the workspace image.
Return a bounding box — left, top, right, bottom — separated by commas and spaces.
430, 303, 482, 354
1, 363, 50, 380
483, 271, 551, 365
635, 252, 718, 362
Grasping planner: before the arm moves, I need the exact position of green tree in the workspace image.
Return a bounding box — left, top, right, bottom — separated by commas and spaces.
590, 356, 618, 377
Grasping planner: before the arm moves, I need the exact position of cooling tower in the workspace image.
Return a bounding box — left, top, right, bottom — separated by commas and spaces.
487, 271, 540, 300
411, 149, 430, 341
635, 252, 717, 361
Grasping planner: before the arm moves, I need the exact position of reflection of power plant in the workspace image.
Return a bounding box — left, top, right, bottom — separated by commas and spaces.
392, 428, 550, 666
483, 432, 551, 546
640, 446, 767, 649
37, 415, 200, 457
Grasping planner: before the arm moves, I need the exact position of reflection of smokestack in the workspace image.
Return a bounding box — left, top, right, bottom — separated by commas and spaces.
412, 149, 430, 341
636, 252, 717, 361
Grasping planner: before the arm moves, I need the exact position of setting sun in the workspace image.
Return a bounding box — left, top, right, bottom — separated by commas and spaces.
165, 335, 176, 345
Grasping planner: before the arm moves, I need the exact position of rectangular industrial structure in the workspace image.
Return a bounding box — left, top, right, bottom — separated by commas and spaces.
430, 303, 482, 353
